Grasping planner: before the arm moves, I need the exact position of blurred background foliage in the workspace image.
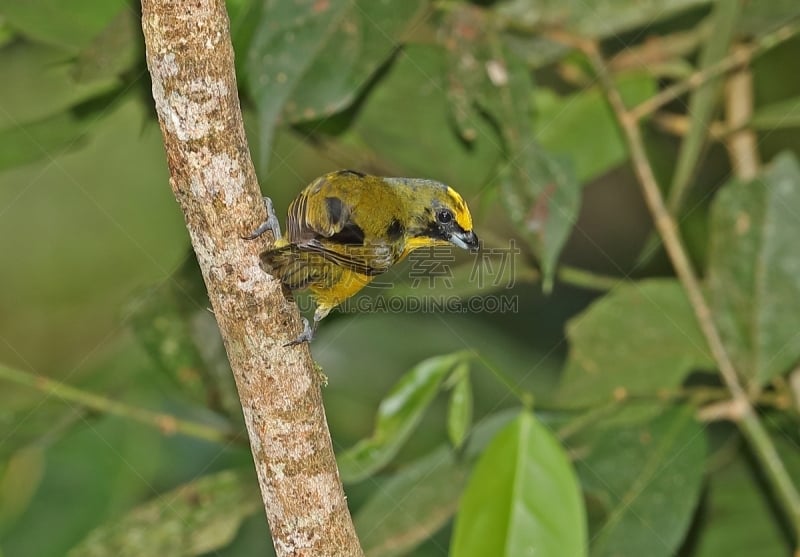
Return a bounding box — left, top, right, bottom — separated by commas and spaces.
1, 0, 800, 555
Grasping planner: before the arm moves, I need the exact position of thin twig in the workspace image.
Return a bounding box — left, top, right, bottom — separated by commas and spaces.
630, 20, 800, 120
651, 111, 728, 140
557, 265, 621, 291
583, 39, 800, 541
789, 368, 800, 412
0, 364, 237, 444
609, 22, 711, 73
724, 44, 760, 180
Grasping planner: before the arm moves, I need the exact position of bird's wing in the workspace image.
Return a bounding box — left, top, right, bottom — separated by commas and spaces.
286, 187, 394, 276
304, 239, 394, 276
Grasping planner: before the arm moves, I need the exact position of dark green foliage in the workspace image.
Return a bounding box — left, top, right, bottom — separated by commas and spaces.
2, 0, 800, 555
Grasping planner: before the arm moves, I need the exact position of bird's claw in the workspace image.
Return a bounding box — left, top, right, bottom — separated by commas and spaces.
284, 317, 315, 347
244, 196, 282, 240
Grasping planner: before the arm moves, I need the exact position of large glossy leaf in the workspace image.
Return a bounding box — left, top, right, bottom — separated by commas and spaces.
356, 446, 469, 557
573, 406, 706, 557
67, 470, 260, 557
451, 411, 587, 557
355, 410, 521, 557
708, 152, 800, 385
246, 0, 423, 165
558, 280, 714, 407
337, 352, 466, 483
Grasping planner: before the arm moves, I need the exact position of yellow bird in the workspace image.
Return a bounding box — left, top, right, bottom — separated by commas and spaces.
249, 169, 478, 344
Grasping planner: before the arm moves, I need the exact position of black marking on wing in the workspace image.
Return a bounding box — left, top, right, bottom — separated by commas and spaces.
386, 218, 405, 241
325, 196, 348, 229
328, 222, 366, 245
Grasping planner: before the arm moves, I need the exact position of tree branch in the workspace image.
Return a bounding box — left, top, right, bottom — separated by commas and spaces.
581, 38, 800, 543
630, 20, 800, 121
723, 44, 760, 181
139, 1, 363, 555
0, 363, 237, 445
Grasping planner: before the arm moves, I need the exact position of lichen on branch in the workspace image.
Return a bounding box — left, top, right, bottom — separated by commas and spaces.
139, 1, 364, 555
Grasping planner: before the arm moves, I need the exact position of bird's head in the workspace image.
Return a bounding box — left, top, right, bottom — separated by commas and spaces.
388, 178, 479, 252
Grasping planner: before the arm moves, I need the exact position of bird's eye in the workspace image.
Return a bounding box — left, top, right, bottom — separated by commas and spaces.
436, 209, 453, 224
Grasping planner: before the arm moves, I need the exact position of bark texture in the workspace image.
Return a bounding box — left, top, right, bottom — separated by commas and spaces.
140, 1, 363, 555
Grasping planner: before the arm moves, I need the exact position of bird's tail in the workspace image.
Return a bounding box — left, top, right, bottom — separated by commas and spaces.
261, 245, 327, 290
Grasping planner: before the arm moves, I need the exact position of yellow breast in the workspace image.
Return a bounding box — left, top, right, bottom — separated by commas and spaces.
309, 267, 375, 311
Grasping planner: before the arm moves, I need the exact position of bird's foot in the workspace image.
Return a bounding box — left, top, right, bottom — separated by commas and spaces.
284, 317, 315, 347
244, 196, 282, 240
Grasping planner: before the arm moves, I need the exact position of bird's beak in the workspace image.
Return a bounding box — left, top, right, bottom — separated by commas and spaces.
449, 230, 480, 252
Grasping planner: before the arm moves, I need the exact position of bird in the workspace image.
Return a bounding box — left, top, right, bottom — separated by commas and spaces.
248, 169, 479, 345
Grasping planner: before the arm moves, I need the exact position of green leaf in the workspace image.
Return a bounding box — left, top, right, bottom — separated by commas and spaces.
750, 97, 800, 130
282, 1, 424, 123
573, 406, 706, 557
558, 279, 714, 407
443, 5, 493, 143
451, 411, 587, 557
337, 352, 466, 483
484, 40, 581, 291
345, 44, 503, 190
0, 388, 84, 462
125, 260, 241, 420
0, 112, 89, 171
356, 446, 469, 557
692, 455, 790, 557
447, 363, 473, 449
0, 0, 127, 51
535, 74, 656, 183
495, 0, 711, 38
72, 9, 140, 83
355, 410, 523, 557
0, 15, 15, 48
0, 447, 46, 531
738, 0, 800, 35
708, 152, 800, 385
463, 409, 519, 460
67, 470, 260, 557
246, 0, 423, 166
0, 42, 118, 129
666, 0, 741, 213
